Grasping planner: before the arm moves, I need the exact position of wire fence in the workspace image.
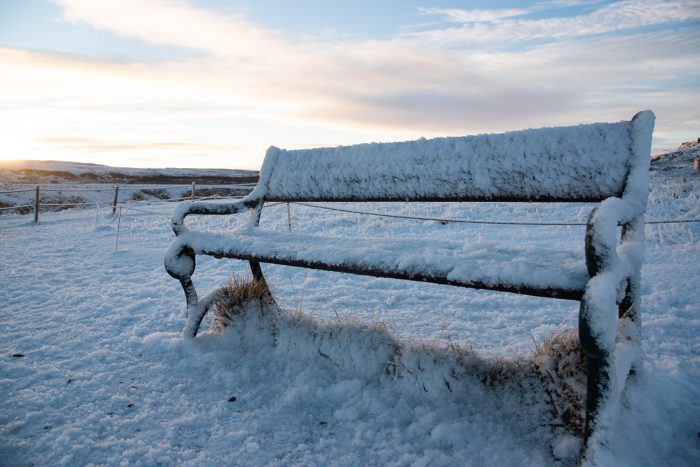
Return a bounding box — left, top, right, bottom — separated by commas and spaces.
1, 184, 699, 228
288, 202, 700, 226
0, 188, 38, 194
0, 204, 34, 212
0, 183, 256, 194
0, 182, 252, 220
0, 184, 196, 193
2, 189, 696, 254
0, 195, 243, 212
0, 185, 700, 226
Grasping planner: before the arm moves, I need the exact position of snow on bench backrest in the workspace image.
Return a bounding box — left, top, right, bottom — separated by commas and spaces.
261, 112, 653, 203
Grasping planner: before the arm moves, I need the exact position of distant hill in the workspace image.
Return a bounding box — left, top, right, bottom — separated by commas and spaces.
3, 139, 697, 185
651, 139, 700, 176
0, 160, 258, 185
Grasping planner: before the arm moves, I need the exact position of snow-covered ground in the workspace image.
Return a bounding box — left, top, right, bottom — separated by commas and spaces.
0, 160, 257, 183
1, 150, 698, 465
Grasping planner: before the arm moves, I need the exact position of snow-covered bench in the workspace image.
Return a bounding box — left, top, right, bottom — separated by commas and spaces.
165, 111, 654, 449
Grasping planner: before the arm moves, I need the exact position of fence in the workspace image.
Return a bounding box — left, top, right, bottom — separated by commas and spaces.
0, 182, 257, 221
0, 182, 700, 236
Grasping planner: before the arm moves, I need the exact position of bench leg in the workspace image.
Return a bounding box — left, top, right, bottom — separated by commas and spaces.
180, 276, 202, 338
245, 203, 276, 304
249, 261, 276, 305
617, 276, 642, 373
579, 298, 613, 449
165, 243, 216, 338
618, 221, 643, 373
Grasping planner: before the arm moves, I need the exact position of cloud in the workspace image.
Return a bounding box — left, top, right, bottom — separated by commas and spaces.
41, 1, 697, 131
412, 0, 700, 46
53, 0, 291, 60
540, 0, 607, 7
1, 0, 697, 169
417, 8, 529, 24
36, 136, 217, 153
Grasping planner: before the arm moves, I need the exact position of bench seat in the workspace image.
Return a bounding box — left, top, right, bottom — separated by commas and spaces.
171, 228, 588, 300
164, 110, 655, 455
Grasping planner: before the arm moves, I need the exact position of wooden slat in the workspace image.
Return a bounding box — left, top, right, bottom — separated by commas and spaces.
205, 250, 585, 301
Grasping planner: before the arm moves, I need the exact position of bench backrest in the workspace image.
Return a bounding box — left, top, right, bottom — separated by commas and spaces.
259, 111, 654, 203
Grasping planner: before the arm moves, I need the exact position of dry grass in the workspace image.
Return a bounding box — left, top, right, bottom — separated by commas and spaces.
141, 188, 170, 199
130, 188, 170, 201
532, 328, 586, 437
211, 276, 273, 334
0, 201, 12, 215
51, 195, 86, 211
478, 354, 526, 387
209, 279, 587, 439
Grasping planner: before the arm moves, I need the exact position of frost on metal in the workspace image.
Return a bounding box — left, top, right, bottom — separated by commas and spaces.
575, 111, 654, 459
164, 111, 655, 458
168, 230, 588, 297
264, 120, 634, 202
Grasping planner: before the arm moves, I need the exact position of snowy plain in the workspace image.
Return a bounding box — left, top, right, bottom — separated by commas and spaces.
1, 150, 699, 465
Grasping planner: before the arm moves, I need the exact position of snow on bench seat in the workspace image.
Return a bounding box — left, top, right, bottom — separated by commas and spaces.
170, 229, 588, 300
164, 110, 655, 458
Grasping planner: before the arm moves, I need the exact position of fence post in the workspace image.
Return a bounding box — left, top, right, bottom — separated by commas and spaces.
112, 185, 119, 214
34, 186, 39, 222
191, 182, 196, 200
114, 206, 122, 251
694, 158, 699, 174
287, 203, 292, 232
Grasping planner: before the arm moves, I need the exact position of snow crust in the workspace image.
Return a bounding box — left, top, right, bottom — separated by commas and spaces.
166, 113, 655, 454
264, 120, 636, 202
0, 155, 698, 465
7, 111, 696, 466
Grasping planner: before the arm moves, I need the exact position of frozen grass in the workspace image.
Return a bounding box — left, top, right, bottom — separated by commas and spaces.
211, 276, 588, 453
130, 189, 171, 201
0, 150, 697, 465
532, 328, 586, 437
211, 277, 275, 334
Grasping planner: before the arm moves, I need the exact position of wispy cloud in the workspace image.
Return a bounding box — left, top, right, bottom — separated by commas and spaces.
413, 0, 700, 46
542, 0, 608, 8
37, 136, 216, 153
417, 8, 529, 24
0, 0, 697, 168
54, 0, 291, 59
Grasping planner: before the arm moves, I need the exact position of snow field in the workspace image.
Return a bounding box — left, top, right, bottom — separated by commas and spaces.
1, 166, 699, 465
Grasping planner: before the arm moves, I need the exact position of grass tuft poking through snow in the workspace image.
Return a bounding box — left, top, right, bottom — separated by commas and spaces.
210, 276, 590, 460
532, 328, 586, 438
211, 276, 275, 334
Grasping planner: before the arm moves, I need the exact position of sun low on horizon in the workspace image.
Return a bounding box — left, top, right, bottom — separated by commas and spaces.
0, 0, 698, 170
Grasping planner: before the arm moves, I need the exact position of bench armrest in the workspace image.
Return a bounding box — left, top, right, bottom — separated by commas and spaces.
584, 197, 645, 278
171, 194, 262, 235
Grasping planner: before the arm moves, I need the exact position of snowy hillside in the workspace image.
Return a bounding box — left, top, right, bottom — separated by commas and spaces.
0, 160, 258, 185
0, 147, 698, 465
0, 160, 258, 215
651, 138, 700, 175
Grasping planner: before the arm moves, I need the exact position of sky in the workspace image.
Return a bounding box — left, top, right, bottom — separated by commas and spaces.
0, 0, 698, 169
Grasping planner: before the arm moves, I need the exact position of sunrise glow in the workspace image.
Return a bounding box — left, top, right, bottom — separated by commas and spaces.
1, 0, 698, 169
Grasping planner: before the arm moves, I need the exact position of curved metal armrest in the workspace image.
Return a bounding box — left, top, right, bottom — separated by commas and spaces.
585, 197, 645, 277
171, 194, 262, 235
579, 197, 647, 446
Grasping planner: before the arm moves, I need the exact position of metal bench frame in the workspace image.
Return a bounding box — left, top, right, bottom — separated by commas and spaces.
165, 111, 654, 451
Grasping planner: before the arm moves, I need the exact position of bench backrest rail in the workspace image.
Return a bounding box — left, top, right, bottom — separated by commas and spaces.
258, 113, 651, 204
165, 111, 655, 456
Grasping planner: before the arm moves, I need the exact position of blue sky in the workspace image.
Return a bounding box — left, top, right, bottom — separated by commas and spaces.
0, 0, 698, 169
